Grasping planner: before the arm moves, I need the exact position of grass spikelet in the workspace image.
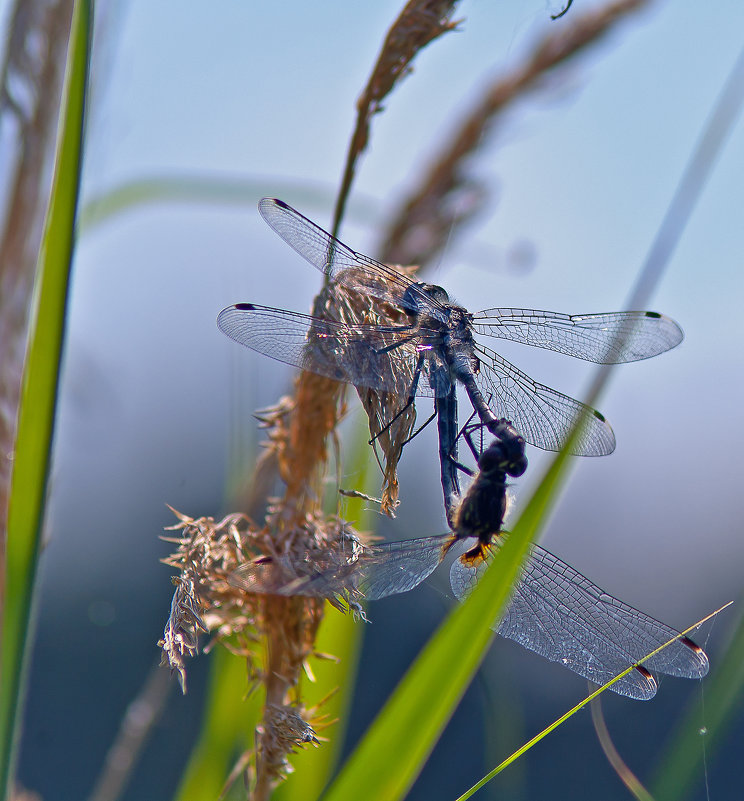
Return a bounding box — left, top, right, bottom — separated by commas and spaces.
314, 267, 421, 514
160, 334, 366, 798
379, 0, 649, 267
333, 0, 462, 234
159, 503, 350, 797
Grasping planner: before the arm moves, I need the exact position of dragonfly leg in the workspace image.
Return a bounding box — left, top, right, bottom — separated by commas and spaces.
367, 352, 426, 445
460, 376, 528, 477
397, 408, 436, 447
435, 386, 462, 526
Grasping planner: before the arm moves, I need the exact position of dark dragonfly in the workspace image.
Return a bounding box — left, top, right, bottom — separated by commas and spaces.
218, 198, 683, 506
231, 434, 709, 700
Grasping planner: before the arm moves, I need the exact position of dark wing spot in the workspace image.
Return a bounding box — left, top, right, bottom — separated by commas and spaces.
681, 636, 704, 654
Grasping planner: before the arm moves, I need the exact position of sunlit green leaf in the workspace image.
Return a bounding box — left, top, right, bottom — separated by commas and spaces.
320, 437, 577, 801
0, 1, 91, 796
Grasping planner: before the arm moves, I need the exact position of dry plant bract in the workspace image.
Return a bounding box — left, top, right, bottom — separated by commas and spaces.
313, 266, 421, 515
159, 266, 420, 795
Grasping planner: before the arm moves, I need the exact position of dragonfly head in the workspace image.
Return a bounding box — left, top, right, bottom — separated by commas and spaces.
477, 445, 508, 477
482, 421, 527, 477
399, 282, 450, 316
417, 282, 450, 305
478, 438, 527, 478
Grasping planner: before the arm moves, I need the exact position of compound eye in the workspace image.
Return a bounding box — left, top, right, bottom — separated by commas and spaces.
478, 449, 499, 472
429, 284, 450, 304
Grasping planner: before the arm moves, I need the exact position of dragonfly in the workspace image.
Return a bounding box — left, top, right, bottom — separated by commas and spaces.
231, 433, 709, 700
218, 198, 683, 510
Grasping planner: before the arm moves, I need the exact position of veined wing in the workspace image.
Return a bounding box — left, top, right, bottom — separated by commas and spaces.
231, 535, 450, 603
258, 198, 444, 316
472, 309, 683, 364
354, 535, 450, 600
217, 302, 442, 397
230, 547, 360, 600
473, 343, 615, 456
450, 543, 709, 701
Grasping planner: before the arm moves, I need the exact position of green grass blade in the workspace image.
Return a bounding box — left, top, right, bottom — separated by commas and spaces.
651, 605, 744, 801
320, 436, 578, 801
454, 606, 728, 801
0, 1, 91, 796
173, 648, 259, 801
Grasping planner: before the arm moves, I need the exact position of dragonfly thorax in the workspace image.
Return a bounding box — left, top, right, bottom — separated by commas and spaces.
441, 308, 479, 378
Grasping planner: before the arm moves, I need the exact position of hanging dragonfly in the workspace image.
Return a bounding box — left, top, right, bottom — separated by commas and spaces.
231, 431, 709, 700
218, 198, 683, 509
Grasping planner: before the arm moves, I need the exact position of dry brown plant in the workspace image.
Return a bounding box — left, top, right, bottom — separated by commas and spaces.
159, 262, 422, 796
379, 0, 649, 268
332, 0, 462, 236
157, 2, 653, 798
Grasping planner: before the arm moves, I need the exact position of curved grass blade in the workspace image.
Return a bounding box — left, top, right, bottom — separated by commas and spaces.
590, 695, 655, 801
173, 647, 259, 801
0, 1, 91, 796
78, 177, 380, 235
319, 407, 588, 801
452, 605, 729, 801
651, 604, 744, 801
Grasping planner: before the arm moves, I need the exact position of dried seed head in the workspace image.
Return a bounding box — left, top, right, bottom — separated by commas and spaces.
314, 265, 420, 515
159, 505, 372, 686
158, 574, 207, 693
257, 703, 321, 782
159, 501, 367, 796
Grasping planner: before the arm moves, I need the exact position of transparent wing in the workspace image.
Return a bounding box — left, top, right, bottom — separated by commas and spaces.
231, 535, 450, 603
473, 343, 616, 456
450, 543, 709, 701
258, 198, 442, 314
217, 302, 441, 398
355, 535, 450, 600
473, 309, 683, 364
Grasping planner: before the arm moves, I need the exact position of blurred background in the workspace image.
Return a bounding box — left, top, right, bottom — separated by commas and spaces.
6, 0, 744, 798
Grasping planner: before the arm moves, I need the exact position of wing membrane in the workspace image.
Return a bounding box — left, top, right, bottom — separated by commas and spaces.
258, 198, 441, 313
473, 343, 616, 456
472, 309, 683, 363
231, 535, 450, 603
218, 302, 441, 397
339, 535, 450, 600
450, 543, 708, 700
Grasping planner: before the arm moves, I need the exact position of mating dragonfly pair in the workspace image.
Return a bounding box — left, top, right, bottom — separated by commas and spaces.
218, 198, 708, 699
